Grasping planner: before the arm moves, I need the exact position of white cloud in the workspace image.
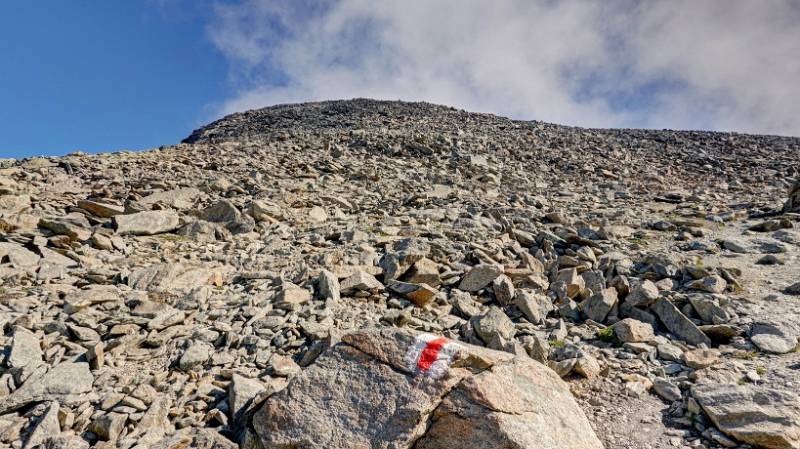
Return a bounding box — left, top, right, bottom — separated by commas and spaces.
207, 0, 800, 136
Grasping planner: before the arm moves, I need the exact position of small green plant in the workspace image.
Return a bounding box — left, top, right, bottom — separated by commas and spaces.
549, 339, 566, 348
732, 351, 758, 360
738, 378, 748, 385
597, 326, 615, 343
755, 366, 767, 376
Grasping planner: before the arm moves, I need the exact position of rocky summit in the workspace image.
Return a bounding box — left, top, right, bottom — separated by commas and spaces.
0, 98, 799, 449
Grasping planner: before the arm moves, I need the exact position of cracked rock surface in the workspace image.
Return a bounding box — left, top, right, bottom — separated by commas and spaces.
254, 327, 602, 449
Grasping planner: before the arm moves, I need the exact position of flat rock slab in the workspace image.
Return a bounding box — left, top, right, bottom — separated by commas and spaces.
651, 298, 711, 346
750, 323, 798, 354
0, 362, 94, 414
114, 210, 180, 236
253, 327, 603, 449
693, 383, 800, 449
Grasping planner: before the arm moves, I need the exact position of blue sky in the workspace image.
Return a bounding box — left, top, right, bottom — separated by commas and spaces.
0, 1, 231, 157
2, 1, 799, 158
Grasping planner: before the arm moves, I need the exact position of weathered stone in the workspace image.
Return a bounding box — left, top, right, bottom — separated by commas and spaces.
229, 374, 266, 429
8, 326, 43, 369
380, 238, 431, 281
115, 210, 181, 235
751, 323, 798, 354
625, 280, 660, 307
404, 257, 441, 287
317, 269, 340, 302
492, 274, 515, 306
0, 242, 40, 268
389, 281, 438, 307
178, 342, 211, 371
23, 401, 60, 449
653, 378, 682, 402
76, 200, 125, 218
693, 384, 800, 449
583, 287, 618, 323
0, 362, 94, 414
474, 306, 516, 344
39, 214, 92, 241
89, 412, 127, 441
612, 318, 654, 343
682, 348, 720, 369
514, 289, 553, 325
138, 187, 202, 210
199, 199, 255, 234
688, 275, 727, 294
340, 270, 384, 295
689, 295, 731, 324
651, 298, 711, 346
253, 328, 602, 449
458, 263, 504, 292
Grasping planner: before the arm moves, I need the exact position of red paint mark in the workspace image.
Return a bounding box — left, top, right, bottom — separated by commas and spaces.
417, 337, 449, 371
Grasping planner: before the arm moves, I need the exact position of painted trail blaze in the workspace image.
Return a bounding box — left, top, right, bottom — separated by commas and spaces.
405, 334, 461, 379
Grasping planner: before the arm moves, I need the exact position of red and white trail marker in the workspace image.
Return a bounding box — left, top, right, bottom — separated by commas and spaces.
404, 334, 461, 379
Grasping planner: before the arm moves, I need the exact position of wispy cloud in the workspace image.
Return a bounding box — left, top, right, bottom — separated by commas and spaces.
207, 0, 800, 136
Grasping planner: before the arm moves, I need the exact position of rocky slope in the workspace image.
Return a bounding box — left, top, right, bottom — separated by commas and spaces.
0, 98, 799, 449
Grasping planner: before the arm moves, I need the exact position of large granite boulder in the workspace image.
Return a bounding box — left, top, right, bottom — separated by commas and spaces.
253, 327, 603, 449
693, 383, 800, 449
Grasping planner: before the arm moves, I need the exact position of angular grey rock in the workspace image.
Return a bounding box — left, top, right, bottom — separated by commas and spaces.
474, 306, 516, 344
253, 328, 603, 449
0, 242, 40, 267
689, 295, 731, 324
458, 264, 504, 292
379, 238, 431, 281
316, 269, 340, 302
751, 323, 798, 354
229, 374, 266, 429
199, 199, 255, 234
89, 412, 127, 441
23, 401, 60, 449
514, 289, 553, 325
625, 280, 660, 307
405, 257, 441, 287
651, 298, 711, 346
492, 274, 515, 306
688, 274, 727, 294
612, 318, 654, 343
653, 378, 682, 402
388, 280, 438, 307
178, 342, 211, 371
138, 187, 202, 210
785, 282, 800, 296
38, 214, 92, 241
127, 262, 220, 292
76, 200, 125, 217
0, 362, 94, 414
583, 287, 618, 323
450, 290, 484, 318
114, 210, 181, 235
8, 326, 43, 369
693, 383, 800, 449
340, 270, 384, 295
